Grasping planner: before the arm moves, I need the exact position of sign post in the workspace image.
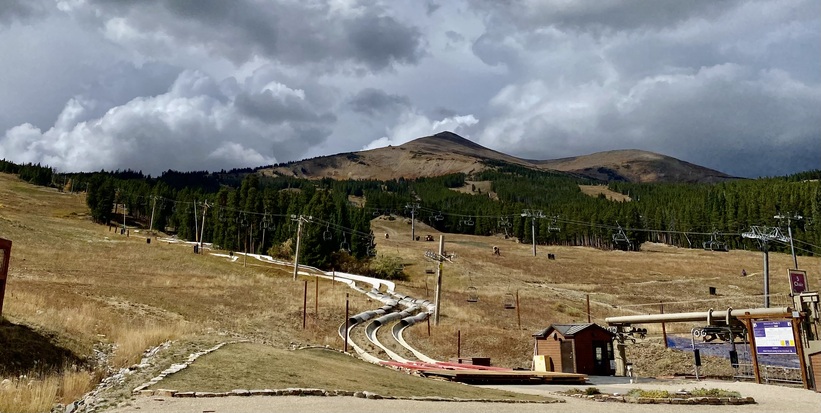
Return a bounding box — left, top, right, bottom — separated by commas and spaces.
788, 269, 808, 295
0, 238, 11, 317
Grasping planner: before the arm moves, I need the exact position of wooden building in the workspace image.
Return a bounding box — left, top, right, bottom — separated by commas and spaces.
533, 323, 615, 376
810, 349, 821, 392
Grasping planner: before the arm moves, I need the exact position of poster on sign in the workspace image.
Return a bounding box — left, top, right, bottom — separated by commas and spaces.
788, 269, 808, 295
753, 320, 796, 354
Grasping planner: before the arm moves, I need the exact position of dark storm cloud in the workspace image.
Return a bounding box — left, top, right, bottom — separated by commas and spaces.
235, 90, 336, 125
349, 88, 411, 116
469, 0, 743, 32
84, 0, 424, 71
0, 0, 48, 25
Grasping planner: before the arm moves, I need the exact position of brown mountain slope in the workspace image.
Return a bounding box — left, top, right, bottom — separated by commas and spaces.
261, 132, 733, 183
535, 149, 734, 183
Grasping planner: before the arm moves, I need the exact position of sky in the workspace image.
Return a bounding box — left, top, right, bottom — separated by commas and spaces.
0, 0, 818, 178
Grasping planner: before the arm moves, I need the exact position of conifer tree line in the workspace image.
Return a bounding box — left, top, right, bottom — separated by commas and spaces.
1, 157, 819, 266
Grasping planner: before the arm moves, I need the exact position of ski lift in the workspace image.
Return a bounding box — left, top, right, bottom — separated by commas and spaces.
372, 209, 381, 216
503, 292, 516, 309
465, 273, 479, 303
548, 216, 560, 232
434, 211, 444, 221
612, 223, 632, 251
466, 286, 479, 303
323, 223, 332, 240
339, 235, 350, 252
703, 230, 729, 252
261, 214, 271, 229
462, 217, 475, 226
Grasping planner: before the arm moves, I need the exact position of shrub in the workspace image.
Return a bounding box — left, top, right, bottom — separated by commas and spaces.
367, 255, 407, 281
689, 388, 741, 398
627, 389, 670, 398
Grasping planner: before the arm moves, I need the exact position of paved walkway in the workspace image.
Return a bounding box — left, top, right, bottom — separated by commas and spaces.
105, 377, 820, 413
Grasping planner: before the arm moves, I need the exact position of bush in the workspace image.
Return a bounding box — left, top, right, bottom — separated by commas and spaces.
268, 240, 293, 260
584, 387, 601, 395
689, 388, 741, 398
367, 255, 407, 280
627, 389, 670, 398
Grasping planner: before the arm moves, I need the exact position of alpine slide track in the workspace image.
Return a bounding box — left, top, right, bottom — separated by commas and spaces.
205, 248, 587, 385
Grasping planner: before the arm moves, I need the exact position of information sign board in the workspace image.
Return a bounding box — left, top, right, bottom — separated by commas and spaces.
753, 320, 795, 354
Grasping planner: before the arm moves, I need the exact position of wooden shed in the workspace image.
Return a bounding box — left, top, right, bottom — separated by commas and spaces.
810, 349, 821, 393
533, 323, 615, 376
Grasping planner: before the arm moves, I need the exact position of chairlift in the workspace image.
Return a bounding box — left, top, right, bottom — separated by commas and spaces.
463, 217, 475, 226
323, 223, 332, 241
372, 210, 381, 217
548, 216, 560, 232
503, 292, 516, 309
434, 212, 444, 221
703, 230, 729, 252
261, 214, 271, 229
466, 286, 479, 303
612, 223, 632, 250
339, 235, 350, 252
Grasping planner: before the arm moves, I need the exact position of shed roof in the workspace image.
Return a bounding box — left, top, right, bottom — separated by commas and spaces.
532, 323, 613, 339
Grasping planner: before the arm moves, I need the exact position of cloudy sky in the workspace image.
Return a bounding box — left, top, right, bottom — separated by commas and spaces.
0, 0, 818, 178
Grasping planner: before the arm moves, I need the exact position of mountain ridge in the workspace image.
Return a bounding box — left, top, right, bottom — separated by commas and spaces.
261, 132, 734, 183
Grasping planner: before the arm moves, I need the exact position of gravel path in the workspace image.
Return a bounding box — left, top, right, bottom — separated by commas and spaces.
105, 377, 820, 413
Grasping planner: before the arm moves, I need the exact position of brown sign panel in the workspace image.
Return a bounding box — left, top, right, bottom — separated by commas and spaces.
0, 237, 11, 316
788, 269, 808, 295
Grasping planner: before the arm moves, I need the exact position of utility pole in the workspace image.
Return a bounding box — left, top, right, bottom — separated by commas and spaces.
774, 213, 803, 269
434, 235, 444, 325
149, 196, 157, 235
521, 209, 544, 257
199, 200, 210, 252
405, 203, 420, 240
193, 200, 199, 243
424, 238, 449, 325
292, 215, 310, 281
742, 226, 789, 308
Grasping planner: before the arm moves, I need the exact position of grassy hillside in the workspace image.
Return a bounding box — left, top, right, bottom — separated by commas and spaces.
1, 172, 818, 410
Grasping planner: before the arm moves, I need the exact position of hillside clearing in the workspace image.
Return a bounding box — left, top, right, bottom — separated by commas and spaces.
578, 185, 632, 202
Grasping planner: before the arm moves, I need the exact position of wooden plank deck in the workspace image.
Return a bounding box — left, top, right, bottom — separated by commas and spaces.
419, 369, 588, 385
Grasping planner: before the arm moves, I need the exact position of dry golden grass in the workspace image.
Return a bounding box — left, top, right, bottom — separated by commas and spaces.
1, 172, 819, 406
578, 184, 632, 201
0, 368, 95, 413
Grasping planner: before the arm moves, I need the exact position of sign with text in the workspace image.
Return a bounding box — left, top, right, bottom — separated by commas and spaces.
753, 320, 796, 354
788, 269, 808, 295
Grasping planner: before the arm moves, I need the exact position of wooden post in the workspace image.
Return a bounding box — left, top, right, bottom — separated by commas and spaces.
433, 235, 444, 325
0, 238, 11, 317
516, 290, 521, 329
427, 317, 431, 336
586, 294, 591, 323
792, 316, 810, 389
344, 293, 349, 352
315, 277, 319, 319
661, 303, 668, 348
742, 315, 762, 384
457, 329, 461, 359
302, 280, 308, 329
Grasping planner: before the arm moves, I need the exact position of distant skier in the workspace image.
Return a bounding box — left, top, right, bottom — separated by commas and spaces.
741, 269, 747, 277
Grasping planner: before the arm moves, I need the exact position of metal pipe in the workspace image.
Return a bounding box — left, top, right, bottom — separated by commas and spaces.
605, 307, 790, 325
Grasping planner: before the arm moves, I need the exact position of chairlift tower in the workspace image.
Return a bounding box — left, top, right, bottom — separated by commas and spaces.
521, 209, 544, 257
742, 226, 789, 308
424, 235, 449, 325
774, 213, 803, 269
405, 203, 420, 241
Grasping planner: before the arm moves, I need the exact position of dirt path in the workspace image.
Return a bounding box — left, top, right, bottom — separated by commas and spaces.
105, 378, 820, 413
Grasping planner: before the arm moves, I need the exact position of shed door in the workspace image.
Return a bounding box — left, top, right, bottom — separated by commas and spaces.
593, 340, 609, 375
560, 341, 574, 373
